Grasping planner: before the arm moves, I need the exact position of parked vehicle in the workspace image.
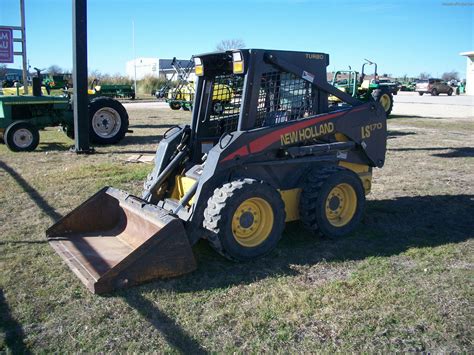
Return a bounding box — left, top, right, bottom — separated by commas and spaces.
376, 78, 400, 95
416, 78, 453, 96
399, 81, 416, 91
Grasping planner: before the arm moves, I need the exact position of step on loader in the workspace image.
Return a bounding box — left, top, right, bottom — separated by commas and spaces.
47, 49, 387, 294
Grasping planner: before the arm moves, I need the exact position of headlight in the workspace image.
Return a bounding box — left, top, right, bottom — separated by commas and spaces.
194, 57, 203, 76
232, 51, 244, 74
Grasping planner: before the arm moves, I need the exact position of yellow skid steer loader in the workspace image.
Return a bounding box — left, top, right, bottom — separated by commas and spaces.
47, 49, 387, 294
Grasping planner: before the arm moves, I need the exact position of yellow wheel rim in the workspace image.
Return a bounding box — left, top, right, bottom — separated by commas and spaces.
380, 93, 391, 112
325, 183, 357, 227
232, 197, 274, 247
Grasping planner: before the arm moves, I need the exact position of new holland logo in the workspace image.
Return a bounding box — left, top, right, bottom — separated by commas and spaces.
280, 122, 335, 146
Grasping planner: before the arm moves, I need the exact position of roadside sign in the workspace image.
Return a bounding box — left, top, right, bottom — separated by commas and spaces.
0, 27, 14, 63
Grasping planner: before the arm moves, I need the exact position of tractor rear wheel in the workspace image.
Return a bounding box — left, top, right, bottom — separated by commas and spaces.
212, 101, 225, 115
203, 179, 286, 261
5, 121, 40, 152
299, 167, 365, 238
372, 89, 393, 116
89, 97, 129, 145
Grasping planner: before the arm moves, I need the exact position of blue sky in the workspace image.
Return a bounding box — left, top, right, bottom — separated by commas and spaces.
1, 0, 473, 78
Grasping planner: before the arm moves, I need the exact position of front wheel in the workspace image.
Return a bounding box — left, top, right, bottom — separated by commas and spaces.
5, 121, 40, 152
299, 167, 365, 238
169, 101, 181, 110
448, 89, 453, 96
89, 97, 129, 145
431, 89, 438, 96
418, 92, 424, 96
203, 179, 286, 261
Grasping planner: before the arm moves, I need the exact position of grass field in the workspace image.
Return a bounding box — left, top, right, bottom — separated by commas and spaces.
0, 107, 473, 352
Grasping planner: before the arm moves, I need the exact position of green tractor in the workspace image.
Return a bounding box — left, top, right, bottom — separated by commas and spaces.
0, 73, 129, 152
330, 60, 395, 116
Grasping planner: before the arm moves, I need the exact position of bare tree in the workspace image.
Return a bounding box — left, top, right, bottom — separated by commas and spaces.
441, 71, 459, 81
216, 39, 246, 51
419, 72, 430, 79
47, 65, 63, 75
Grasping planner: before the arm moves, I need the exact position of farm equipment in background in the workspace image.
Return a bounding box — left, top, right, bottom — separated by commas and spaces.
154, 57, 193, 100
155, 57, 196, 110
47, 48, 387, 294
43, 73, 73, 92
330, 59, 395, 115
0, 71, 129, 152
399, 81, 416, 91
155, 57, 236, 114
1, 69, 70, 96
89, 79, 135, 100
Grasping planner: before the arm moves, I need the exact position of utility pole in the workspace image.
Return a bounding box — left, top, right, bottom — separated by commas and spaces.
19, 0, 28, 94
132, 20, 137, 96
72, 0, 93, 153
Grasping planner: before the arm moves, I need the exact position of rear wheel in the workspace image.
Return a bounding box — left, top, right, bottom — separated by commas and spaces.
299, 167, 365, 237
5, 121, 40, 152
431, 88, 438, 96
418, 92, 424, 96
372, 89, 393, 116
89, 97, 129, 145
204, 179, 286, 261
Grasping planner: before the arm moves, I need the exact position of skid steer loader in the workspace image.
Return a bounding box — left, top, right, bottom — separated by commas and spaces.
47, 49, 387, 294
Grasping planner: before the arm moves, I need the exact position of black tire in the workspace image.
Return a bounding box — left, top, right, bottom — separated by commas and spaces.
431, 89, 438, 96
169, 102, 181, 110
64, 127, 74, 140
448, 89, 453, 96
182, 105, 191, 111
88, 97, 129, 145
130, 93, 136, 100
418, 92, 424, 96
203, 179, 286, 261
372, 89, 393, 116
299, 167, 365, 238
5, 121, 40, 152
211, 100, 225, 115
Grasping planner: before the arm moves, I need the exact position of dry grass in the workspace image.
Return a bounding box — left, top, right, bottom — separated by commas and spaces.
0, 108, 473, 352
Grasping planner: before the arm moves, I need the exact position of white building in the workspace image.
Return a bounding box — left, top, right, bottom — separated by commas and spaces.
460, 51, 474, 95
126, 57, 195, 81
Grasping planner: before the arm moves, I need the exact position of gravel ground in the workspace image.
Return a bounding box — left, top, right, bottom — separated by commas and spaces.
124, 92, 474, 119
392, 92, 474, 118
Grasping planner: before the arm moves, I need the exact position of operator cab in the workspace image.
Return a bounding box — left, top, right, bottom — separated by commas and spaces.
189, 49, 334, 161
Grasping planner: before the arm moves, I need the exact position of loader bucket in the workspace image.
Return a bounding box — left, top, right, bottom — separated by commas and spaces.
46, 187, 196, 294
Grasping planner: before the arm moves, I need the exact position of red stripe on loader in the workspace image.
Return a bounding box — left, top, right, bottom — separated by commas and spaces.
220, 105, 367, 163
